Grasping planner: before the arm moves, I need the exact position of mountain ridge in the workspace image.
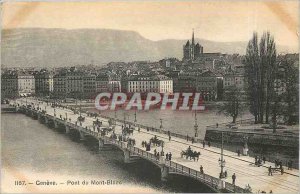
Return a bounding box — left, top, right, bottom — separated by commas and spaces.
2, 28, 297, 68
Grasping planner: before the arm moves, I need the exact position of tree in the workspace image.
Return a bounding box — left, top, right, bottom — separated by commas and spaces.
245, 33, 260, 123
244, 32, 277, 124
261, 32, 277, 124
281, 56, 299, 125
218, 86, 244, 123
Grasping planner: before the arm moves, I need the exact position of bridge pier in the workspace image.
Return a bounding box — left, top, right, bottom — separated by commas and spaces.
123, 150, 131, 163
98, 139, 113, 151
160, 165, 169, 181
65, 125, 70, 134
45, 117, 49, 124
53, 120, 58, 129
79, 131, 85, 141
37, 114, 42, 122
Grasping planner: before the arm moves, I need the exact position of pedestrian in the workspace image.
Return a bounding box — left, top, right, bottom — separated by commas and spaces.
169, 152, 172, 161
166, 153, 169, 161
186, 134, 189, 141
216, 123, 219, 128
169, 135, 171, 141
268, 166, 272, 176
237, 149, 240, 157
263, 156, 266, 164
224, 170, 227, 177
208, 141, 211, 147
202, 141, 205, 148
279, 161, 282, 170
200, 165, 204, 174
232, 173, 236, 185
154, 149, 157, 155
280, 166, 284, 175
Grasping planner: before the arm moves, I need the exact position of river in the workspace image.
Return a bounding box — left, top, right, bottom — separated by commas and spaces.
1, 113, 215, 193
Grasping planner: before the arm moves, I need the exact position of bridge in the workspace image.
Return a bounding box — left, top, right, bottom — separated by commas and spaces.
9, 98, 299, 193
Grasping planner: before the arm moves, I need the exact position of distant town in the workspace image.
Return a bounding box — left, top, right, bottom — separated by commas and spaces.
1, 32, 299, 109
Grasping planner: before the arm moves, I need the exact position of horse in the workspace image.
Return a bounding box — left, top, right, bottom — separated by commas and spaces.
181, 149, 200, 161
150, 135, 164, 147
123, 127, 134, 135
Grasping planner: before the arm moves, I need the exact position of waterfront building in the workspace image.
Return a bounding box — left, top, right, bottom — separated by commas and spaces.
53, 71, 67, 98
34, 69, 53, 96
2, 71, 36, 98
173, 72, 197, 93
223, 66, 246, 99
17, 72, 35, 97
127, 74, 173, 94
65, 68, 84, 98
196, 70, 223, 101
96, 74, 109, 93
83, 73, 97, 98
1, 72, 18, 98
108, 79, 121, 92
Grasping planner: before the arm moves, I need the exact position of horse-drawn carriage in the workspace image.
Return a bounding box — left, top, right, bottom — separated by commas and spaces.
122, 126, 134, 135
150, 135, 164, 147
77, 115, 85, 122
93, 118, 102, 126
87, 112, 98, 118
181, 146, 201, 161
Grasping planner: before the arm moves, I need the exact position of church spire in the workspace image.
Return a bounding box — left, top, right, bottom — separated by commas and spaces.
192, 29, 195, 45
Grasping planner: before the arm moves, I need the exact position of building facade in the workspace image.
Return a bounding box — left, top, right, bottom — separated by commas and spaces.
173, 72, 197, 93
53, 71, 67, 98
223, 67, 246, 100
196, 70, 223, 101
35, 70, 53, 96
17, 73, 35, 97
96, 74, 109, 93
127, 75, 173, 94
83, 74, 97, 98
1, 72, 18, 98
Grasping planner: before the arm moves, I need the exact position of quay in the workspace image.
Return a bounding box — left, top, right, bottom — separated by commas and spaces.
8, 98, 299, 193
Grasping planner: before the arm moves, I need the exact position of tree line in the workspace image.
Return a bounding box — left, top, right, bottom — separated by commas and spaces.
219, 32, 298, 129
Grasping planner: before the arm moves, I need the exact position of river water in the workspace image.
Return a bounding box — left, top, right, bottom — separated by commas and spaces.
1, 113, 215, 193
83, 107, 241, 139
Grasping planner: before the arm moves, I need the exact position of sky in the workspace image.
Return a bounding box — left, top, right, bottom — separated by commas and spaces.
2, 0, 299, 48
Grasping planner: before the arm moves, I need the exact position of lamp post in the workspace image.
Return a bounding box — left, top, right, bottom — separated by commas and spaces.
114, 110, 117, 125
123, 112, 126, 126
219, 132, 226, 179
194, 110, 198, 138
160, 119, 163, 133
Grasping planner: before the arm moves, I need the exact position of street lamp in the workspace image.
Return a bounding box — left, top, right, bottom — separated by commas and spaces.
219, 132, 226, 179
194, 110, 198, 138
123, 112, 126, 126
160, 119, 163, 133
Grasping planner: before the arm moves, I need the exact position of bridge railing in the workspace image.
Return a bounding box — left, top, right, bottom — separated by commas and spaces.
100, 115, 204, 143
166, 160, 221, 189
206, 118, 255, 130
